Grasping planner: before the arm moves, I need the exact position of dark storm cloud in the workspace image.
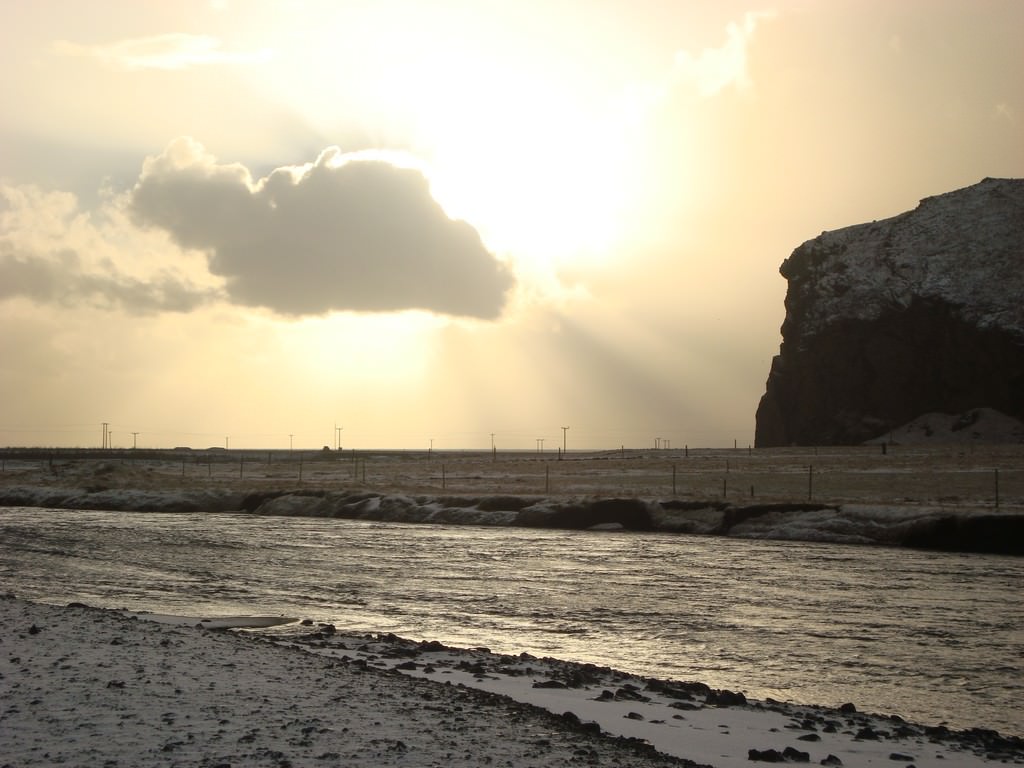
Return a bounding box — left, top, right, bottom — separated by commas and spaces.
128, 139, 515, 319
0, 246, 216, 314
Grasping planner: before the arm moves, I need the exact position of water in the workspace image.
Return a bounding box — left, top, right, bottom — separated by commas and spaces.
1, 506, 1021, 736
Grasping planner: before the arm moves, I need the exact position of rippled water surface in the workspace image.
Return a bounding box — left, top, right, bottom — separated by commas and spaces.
1, 507, 1020, 736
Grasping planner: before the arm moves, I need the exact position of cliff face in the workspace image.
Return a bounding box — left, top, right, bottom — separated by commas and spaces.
755, 177, 1024, 447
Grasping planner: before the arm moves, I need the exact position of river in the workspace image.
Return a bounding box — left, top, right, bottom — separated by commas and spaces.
1, 507, 1020, 737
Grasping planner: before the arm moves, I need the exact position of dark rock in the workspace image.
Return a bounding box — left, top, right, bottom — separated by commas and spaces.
748, 748, 785, 762
755, 177, 1024, 447
27, 624, 40, 635
901, 514, 1024, 556
797, 733, 821, 742
707, 688, 747, 707
456, 660, 488, 676
578, 720, 602, 735
645, 678, 710, 698
888, 754, 915, 762
838, 703, 857, 714
782, 746, 810, 762
532, 680, 568, 689
820, 756, 843, 766
614, 686, 651, 702
668, 701, 701, 711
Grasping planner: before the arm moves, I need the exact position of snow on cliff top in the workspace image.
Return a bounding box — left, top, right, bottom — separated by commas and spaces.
780, 177, 1024, 338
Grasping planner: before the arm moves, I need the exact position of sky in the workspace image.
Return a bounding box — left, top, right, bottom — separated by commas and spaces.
1, 0, 1022, 451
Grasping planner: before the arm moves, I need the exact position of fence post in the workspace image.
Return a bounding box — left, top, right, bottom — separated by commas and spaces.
546, 464, 550, 493
995, 468, 1000, 509
672, 464, 677, 495
442, 464, 446, 489
808, 464, 814, 500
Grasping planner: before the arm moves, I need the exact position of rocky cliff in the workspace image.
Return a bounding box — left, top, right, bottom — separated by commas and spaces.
755, 177, 1024, 446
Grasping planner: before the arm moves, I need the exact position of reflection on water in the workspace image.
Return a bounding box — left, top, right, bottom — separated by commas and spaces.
0, 507, 1021, 736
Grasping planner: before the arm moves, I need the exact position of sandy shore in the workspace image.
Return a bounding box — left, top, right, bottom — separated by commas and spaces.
2, 597, 1020, 768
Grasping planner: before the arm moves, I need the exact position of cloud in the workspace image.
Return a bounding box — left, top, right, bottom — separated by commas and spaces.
0, 245, 217, 314
128, 138, 516, 319
51, 33, 272, 71
673, 10, 776, 96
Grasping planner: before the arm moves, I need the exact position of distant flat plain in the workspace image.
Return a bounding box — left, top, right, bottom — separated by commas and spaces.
1, 444, 1020, 513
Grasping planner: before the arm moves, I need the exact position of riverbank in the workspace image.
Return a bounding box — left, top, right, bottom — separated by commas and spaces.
2, 597, 1020, 768
1, 452, 1022, 553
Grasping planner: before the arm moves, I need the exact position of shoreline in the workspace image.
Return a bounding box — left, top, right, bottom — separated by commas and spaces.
2, 597, 1021, 768
2, 449, 1023, 555
1, 596, 690, 768
2, 483, 1022, 556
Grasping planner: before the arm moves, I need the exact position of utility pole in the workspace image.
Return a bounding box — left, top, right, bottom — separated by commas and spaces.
335, 426, 343, 451
132, 432, 138, 449
225, 436, 229, 450
561, 426, 569, 454
101, 422, 109, 449
289, 434, 294, 451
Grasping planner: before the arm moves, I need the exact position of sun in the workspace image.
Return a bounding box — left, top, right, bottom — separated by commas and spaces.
412, 56, 639, 276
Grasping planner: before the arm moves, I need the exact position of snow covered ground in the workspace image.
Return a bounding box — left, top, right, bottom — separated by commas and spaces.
2, 597, 1020, 767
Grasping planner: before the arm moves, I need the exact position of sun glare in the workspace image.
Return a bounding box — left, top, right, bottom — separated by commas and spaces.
256, 4, 643, 283
417, 65, 638, 274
